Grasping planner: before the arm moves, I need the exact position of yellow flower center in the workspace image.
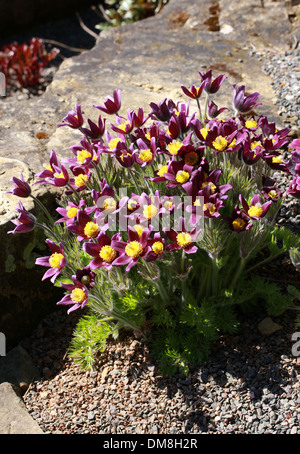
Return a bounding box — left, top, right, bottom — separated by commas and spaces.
232, 218, 246, 231
84, 221, 99, 238
163, 200, 173, 210
118, 120, 131, 132
176, 232, 192, 248
167, 141, 182, 155
138, 149, 153, 163
268, 190, 277, 199
125, 241, 143, 258
203, 203, 216, 215
228, 138, 236, 148
194, 199, 201, 206
49, 252, 64, 269
251, 141, 262, 151
143, 204, 158, 219
99, 245, 117, 263
75, 174, 88, 188
77, 149, 92, 163
71, 288, 86, 304
157, 164, 169, 177
184, 151, 198, 166
176, 170, 190, 184
103, 197, 117, 213
201, 181, 217, 194
119, 152, 132, 162
133, 224, 145, 237
213, 136, 228, 151
67, 207, 78, 218
152, 241, 164, 255
245, 120, 258, 129
54, 171, 64, 179
272, 156, 283, 164
200, 127, 210, 139
46, 164, 53, 171
248, 205, 264, 217
127, 199, 138, 211
108, 137, 122, 150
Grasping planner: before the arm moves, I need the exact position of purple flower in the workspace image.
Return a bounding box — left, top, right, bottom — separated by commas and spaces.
110, 109, 135, 135
146, 232, 165, 262
57, 275, 89, 314
224, 205, 253, 233
57, 103, 84, 129
93, 89, 121, 115
75, 266, 96, 288
287, 176, 300, 199
181, 82, 206, 99
8, 201, 36, 234
261, 175, 282, 202
288, 151, 300, 177
239, 194, 272, 220
81, 115, 106, 141
164, 217, 199, 254
232, 84, 261, 114
67, 210, 100, 242
114, 142, 135, 168
111, 226, 151, 272
133, 137, 157, 167
290, 138, 300, 151
6, 172, 31, 197
83, 232, 121, 270
55, 200, 87, 225
44, 162, 69, 187
133, 107, 149, 127
149, 98, 176, 122
207, 100, 227, 119
35, 240, 66, 283
34, 150, 60, 184
199, 69, 227, 94
240, 134, 264, 165
164, 159, 195, 189
263, 151, 289, 173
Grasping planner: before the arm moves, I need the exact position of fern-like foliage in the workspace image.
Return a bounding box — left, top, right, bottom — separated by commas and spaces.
68, 313, 118, 369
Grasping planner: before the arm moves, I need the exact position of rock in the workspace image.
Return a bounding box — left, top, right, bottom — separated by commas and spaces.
258, 317, 283, 336
0, 382, 43, 434
0, 345, 40, 393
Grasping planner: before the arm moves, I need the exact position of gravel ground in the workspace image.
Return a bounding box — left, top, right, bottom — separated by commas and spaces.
20, 307, 300, 435
4, 7, 300, 437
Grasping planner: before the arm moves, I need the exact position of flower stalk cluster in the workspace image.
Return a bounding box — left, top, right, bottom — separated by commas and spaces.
7, 70, 300, 373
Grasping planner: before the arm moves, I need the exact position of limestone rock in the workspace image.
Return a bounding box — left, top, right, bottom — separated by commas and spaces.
0, 382, 43, 434
258, 317, 283, 336
0, 345, 40, 393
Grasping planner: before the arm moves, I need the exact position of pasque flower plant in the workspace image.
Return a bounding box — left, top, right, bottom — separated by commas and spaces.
7, 70, 300, 374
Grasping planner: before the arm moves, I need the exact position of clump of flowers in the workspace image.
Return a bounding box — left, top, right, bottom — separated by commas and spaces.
7, 69, 300, 374
0, 38, 59, 90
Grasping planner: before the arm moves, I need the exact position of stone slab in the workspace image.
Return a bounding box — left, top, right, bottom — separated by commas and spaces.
0, 345, 40, 393
0, 382, 43, 434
